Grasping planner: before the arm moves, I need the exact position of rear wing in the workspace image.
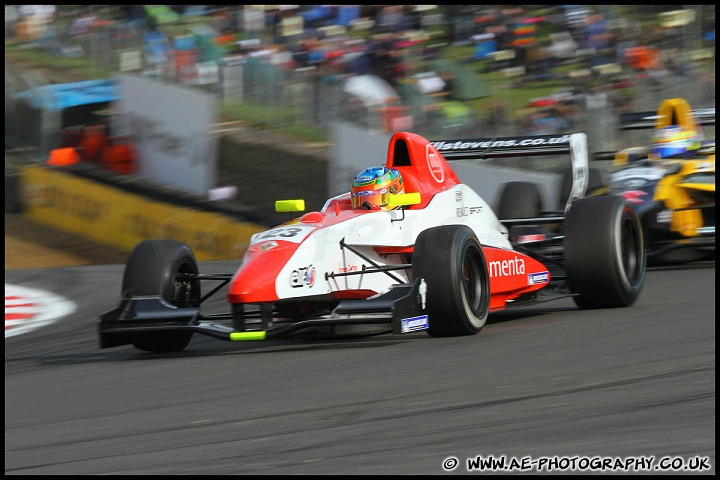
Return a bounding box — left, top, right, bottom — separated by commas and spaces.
618, 107, 715, 131
430, 132, 589, 212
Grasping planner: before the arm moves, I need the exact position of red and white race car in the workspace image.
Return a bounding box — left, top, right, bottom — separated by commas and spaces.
99, 131, 646, 353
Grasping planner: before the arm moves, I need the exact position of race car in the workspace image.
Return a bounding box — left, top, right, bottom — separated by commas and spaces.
99, 130, 646, 353
593, 98, 715, 264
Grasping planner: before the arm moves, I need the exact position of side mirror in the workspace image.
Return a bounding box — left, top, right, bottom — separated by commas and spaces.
275, 199, 305, 213
388, 192, 422, 208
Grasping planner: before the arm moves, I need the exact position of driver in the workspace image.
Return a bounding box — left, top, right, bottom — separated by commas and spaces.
351, 166, 404, 210
650, 125, 701, 160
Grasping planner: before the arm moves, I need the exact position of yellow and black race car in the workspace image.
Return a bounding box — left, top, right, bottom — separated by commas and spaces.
594, 98, 715, 264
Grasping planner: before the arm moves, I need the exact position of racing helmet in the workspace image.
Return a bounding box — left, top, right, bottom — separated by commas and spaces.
351, 166, 404, 210
650, 125, 699, 159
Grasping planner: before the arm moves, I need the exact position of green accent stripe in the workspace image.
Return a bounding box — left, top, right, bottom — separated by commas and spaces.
230, 331, 267, 341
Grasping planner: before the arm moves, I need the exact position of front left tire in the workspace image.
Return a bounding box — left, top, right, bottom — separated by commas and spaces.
122, 240, 200, 352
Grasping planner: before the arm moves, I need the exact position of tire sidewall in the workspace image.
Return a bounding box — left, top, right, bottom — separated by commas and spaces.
497, 181, 542, 219
121, 240, 199, 352
122, 240, 200, 305
454, 234, 489, 329
565, 196, 645, 308
413, 225, 490, 336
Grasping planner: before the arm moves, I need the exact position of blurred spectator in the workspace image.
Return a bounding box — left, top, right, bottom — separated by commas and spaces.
5, 5, 20, 39
345, 46, 373, 76
524, 42, 552, 77
276, 5, 303, 48
269, 43, 296, 70
239, 5, 265, 41
663, 49, 690, 77
440, 5, 477, 44
563, 6, 590, 37
101, 135, 137, 175
117, 5, 146, 29
487, 98, 510, 135
299, 5, 334, 30
78, 124, 108, 164
528, 107, 570, 135
15, 4, 56, 42
7, 3, 717, 154
375, 5, 407, 34
211, 7, 236, 40
413, 71, 446, 96
585, 13, 612, 66
336, 5, 361, 27
624, 45, 662, 76
366, 33, 402, 88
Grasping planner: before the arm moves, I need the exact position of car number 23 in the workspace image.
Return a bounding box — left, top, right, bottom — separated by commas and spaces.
250, 225, 315, 245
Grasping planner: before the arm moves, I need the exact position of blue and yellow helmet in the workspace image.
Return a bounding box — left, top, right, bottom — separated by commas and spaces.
351, 166, 404, 210
650, 125, 700, 159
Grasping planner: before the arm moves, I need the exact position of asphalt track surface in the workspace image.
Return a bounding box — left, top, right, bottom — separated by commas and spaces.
5, 261, 715, 475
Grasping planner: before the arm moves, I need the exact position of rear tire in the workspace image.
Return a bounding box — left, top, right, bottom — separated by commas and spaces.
122, 240, 200, 352
412, 225, 490, 337
559, 166, 604, 207
564, 196, 645, 308
496, 181, 542, 219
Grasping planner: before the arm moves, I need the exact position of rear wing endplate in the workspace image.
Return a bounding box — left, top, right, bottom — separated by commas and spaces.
430, 132, 589, 212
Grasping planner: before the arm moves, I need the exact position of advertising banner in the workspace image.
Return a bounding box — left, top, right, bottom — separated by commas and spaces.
113, 74, 218, 195
21, 165, 263, 262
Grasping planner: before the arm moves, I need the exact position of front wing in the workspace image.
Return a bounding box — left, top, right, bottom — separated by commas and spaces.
99, 278, 430, 345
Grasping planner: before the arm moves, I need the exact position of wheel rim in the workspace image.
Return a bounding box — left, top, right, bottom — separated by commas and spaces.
462, 246, 486, 315
173, 260, 199, 307
620, 218, 640, 283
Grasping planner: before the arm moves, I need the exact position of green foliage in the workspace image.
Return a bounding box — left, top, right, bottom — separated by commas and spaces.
222, 101, 328, 143
5, 39, 112, 79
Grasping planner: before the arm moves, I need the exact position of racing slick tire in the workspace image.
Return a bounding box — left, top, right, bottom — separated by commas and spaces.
122, 240, 200, 352
412, 225, 490, 337
564, 195, 646, 309
496, 181, 542, 219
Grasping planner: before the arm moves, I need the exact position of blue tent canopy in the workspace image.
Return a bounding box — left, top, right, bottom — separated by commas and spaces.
11, 79, 119, 111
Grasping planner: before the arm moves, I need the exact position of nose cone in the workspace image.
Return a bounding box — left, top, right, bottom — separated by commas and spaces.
227, 242, 298, 303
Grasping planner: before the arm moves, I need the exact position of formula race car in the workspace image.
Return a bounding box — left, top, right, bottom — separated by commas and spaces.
593, 98, 715, 264
99, 131, 646, 353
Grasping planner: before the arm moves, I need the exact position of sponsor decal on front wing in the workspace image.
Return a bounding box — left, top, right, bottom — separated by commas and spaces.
401, 315, 429, 333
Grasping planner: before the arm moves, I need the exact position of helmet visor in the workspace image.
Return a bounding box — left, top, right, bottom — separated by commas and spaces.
650, 144, 688, 159
351, 189, 389, 208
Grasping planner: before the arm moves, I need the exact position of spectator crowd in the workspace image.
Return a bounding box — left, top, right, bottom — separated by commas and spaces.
5, 5, 716, 141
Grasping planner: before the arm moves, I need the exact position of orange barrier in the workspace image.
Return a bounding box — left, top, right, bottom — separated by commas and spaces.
47, 147, 81, 166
